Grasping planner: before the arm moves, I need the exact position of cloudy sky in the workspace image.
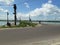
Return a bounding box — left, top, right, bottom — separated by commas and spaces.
0, 0, 60, 20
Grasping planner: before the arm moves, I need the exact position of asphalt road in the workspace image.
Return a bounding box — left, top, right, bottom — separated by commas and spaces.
0, 25, 60, 45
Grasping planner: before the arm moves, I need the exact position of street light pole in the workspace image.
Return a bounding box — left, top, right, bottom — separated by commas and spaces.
29, 14, 31, 22
28, 8, 31, 22
7, 12, 11, 27
7, 12, 9, 24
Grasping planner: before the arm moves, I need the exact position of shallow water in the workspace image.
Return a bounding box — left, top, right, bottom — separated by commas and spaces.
0, 21, 19, 26
41, 22, 60, 25
0, 21, 60, 26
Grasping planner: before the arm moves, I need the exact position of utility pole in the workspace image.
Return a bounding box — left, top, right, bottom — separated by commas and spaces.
7, 12, 9, 25
13, 4, 17, 25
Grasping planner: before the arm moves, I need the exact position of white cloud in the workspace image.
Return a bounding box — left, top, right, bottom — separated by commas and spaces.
16, 0, 60, 20
0, 14, 7, 20
39, 3, 58, 16
4, 10, 9, 12
0, 8, 9, 12
0, 14, 14, 20
0, 8, 9, 20
0, 0, 60, 20
48, 0, 52, 4
0, 0, 14, 5
24, 2, 30, 8
17, 3, 60, 17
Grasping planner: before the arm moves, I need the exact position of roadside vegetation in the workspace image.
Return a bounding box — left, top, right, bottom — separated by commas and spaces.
19, 20, 37, 27
0, 20, 37, 28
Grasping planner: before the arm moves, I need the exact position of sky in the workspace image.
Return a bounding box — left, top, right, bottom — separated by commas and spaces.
0, 0, 60, 20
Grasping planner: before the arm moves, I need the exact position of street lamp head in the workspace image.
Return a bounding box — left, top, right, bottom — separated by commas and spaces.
7, 12, 9, 15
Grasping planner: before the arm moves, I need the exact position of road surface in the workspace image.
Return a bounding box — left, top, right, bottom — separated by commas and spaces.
0, 25, 60, 45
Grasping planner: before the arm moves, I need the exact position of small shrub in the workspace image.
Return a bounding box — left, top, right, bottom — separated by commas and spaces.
19, 20, 37, 27
19, 21, 28, 27
2, 25, 5, 28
